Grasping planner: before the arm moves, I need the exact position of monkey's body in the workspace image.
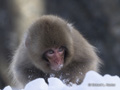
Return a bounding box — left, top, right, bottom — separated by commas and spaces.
10, 15, 101, 88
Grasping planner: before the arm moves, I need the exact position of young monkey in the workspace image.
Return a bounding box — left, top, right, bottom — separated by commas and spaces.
10, 15, 101, 88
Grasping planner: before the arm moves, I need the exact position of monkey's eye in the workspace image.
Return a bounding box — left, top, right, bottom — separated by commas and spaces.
47, 50, 54, 54
58, 46, 64, 52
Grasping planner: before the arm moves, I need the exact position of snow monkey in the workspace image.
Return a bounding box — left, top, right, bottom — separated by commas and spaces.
10, 15, 101, 88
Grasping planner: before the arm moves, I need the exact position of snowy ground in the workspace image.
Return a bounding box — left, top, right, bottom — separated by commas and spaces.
3, 71, 120, 90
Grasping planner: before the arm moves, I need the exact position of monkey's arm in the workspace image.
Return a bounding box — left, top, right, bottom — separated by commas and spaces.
58, 29, 100, 84
58, 61, 92, 85
10, 44, 32, 87
71, 29, 100, 71
10, 44, 50, 88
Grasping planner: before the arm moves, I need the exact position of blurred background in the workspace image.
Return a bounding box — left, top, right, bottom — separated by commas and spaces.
0, 0, 120, 89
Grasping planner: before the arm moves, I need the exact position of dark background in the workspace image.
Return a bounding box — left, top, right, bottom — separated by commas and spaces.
0, 0, 120, 89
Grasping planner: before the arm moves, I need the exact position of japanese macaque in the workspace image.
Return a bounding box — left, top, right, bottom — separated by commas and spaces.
10, 15, 101, 88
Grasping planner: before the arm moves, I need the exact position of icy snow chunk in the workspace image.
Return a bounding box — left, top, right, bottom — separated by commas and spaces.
48, 77, 67, 90
2, 71, 120, 90
80, 71, 120, 90
3, 86, 12, 90
24, 78, 48, 90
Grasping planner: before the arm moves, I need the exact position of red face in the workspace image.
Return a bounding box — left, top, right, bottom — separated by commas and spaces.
45, 46, 65, 71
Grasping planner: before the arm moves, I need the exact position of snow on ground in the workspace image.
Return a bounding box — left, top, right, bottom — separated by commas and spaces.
3, 71, 120, 90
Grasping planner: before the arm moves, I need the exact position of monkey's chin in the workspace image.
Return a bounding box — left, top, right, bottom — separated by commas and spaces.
51, 64, 63, 71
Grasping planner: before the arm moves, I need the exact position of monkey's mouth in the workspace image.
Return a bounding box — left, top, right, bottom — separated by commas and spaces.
44, 58, 63, 71
49, 58, 64, 71
50, 64, 63, 71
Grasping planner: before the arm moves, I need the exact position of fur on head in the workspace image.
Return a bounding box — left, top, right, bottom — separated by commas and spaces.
25, 15, 74, 73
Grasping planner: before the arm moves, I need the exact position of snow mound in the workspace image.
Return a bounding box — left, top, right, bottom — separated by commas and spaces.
3, 71, 120, 90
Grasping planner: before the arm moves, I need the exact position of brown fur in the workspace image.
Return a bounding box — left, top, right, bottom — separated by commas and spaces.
10, 15, 101, 88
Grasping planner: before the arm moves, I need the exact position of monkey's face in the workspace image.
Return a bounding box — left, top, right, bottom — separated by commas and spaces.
44, 46, 65, 71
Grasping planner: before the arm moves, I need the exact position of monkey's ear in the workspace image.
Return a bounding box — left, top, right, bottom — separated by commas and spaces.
24, 34, 31, 48
25, 38, 29, 48
24, 34, 39, 54
25, 35, 29, 48
23, 32, 29, 48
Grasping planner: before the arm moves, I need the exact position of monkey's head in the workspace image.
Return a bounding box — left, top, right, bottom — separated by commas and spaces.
25, 15, 74, 73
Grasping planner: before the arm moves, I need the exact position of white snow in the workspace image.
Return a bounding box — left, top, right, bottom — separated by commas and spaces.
3, 71, 120, 90
3, 86, 12, 90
